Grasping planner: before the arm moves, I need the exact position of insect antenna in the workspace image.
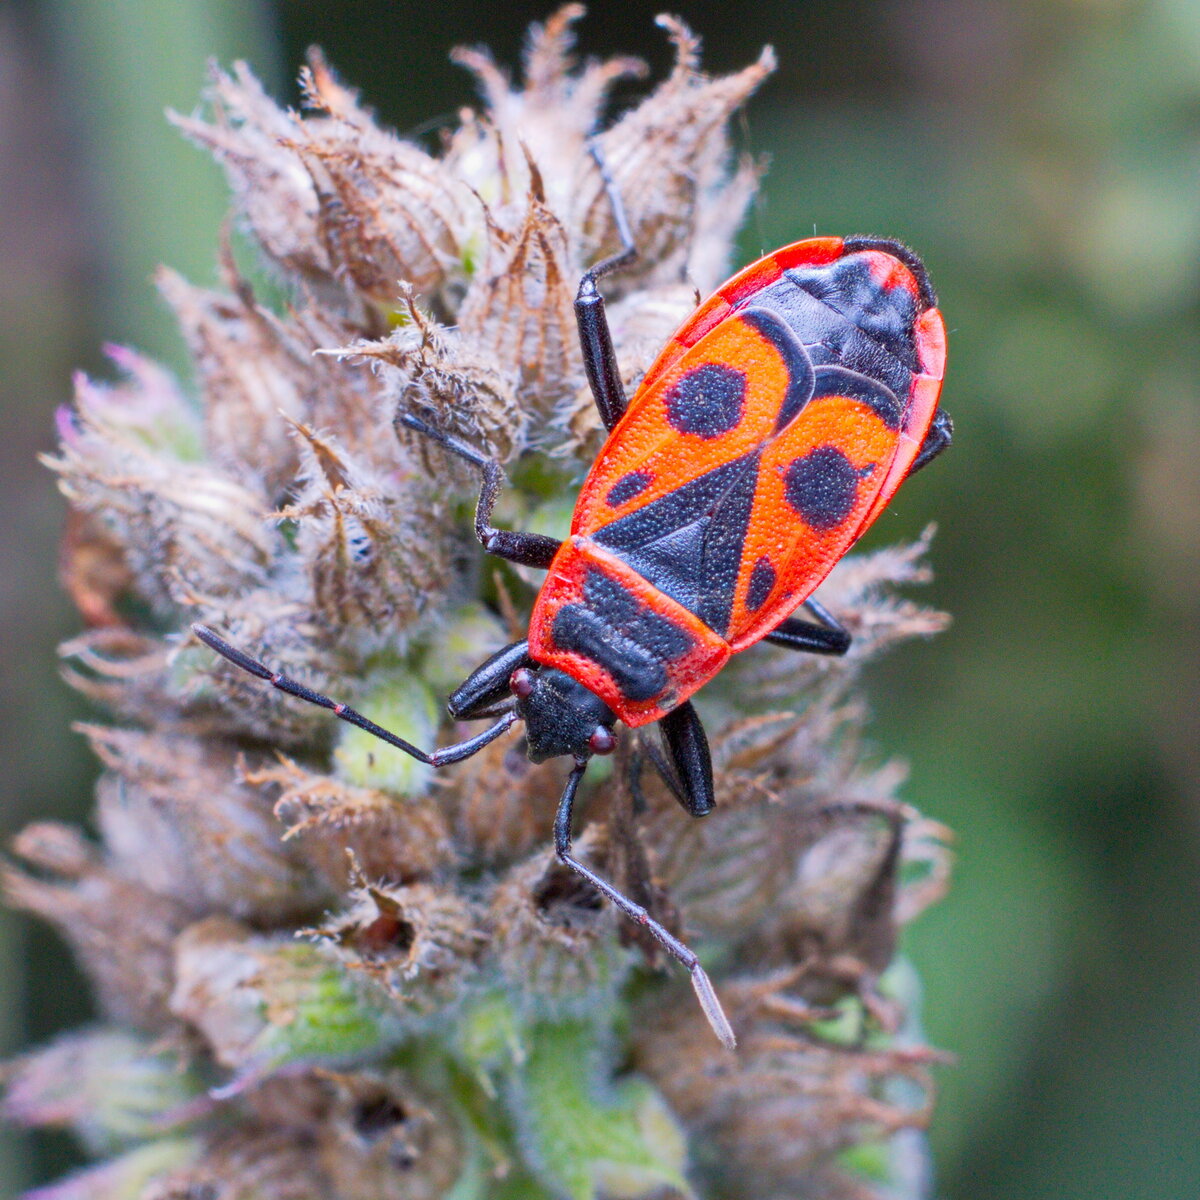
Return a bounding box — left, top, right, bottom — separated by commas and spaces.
191, 624, 516, 767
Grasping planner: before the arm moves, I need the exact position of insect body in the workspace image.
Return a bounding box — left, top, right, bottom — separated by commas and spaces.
195, 191, 950, 1049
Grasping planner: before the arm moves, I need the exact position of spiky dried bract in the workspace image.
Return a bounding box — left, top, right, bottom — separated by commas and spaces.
3, 824, 189, 1032
247, 754, 453, 888
633, 975, 938, 1198
84, 726, 326, 922
574, 17, 776, 292
13, 11, 955, 1200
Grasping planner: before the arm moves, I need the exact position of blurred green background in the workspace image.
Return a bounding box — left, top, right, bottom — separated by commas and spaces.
2, 0, 1198, 1195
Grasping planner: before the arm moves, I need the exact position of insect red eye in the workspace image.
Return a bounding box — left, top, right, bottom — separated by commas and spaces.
588, 727, 616, 756
509, 668, 535, 699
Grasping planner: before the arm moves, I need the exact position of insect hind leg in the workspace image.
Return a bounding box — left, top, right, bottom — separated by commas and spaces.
764, 597, 852, 656
395, 409, 561, 569
552, 759, 736, 1049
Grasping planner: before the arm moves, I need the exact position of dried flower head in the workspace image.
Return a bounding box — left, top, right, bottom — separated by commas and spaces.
10, 10, 953, 1200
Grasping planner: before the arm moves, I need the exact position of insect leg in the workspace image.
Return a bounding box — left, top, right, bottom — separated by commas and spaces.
192, 624, 516, 764
446, 639, 532, 719
764, 597, 852, 656
396, 410, 561, 569
553, 759, 736, 1049
658, 702, 715, 817
574, 142, 638, 431
910, 408, 954, 474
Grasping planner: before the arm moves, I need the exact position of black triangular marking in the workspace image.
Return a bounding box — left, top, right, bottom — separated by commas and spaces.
593, 451, 761, 636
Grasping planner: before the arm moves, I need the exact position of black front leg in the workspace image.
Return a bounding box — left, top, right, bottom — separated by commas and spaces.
447, 639, 532, 720
574, 142, 639, 431
764, 597, 852, 656
551, 759, 735, 1049
396, 411, 561, 569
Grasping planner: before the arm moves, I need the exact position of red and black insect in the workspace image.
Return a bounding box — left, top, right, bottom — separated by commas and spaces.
194, 167, 950, 1048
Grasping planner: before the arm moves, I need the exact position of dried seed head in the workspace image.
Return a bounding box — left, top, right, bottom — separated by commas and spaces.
84, 726, 325, 922
573, 18, 776, 291
446, 5, 646, 210
4, 824, 189, 1032
456, 165, 580, 426
281, 420, 461, 638
0, 1027, 201, 1154
290, 72, 471, 302
487, 828, 630, 1018
307, 877, 481, 1017
346, 298, 524, 462
157, 264, 309, 498
246, 755, 453, 889
45, 353, 273, 613
170, 916, 404, 1078
170, 61, 329, 288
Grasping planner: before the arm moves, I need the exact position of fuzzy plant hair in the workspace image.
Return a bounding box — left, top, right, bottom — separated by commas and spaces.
5, 9, 953, 1200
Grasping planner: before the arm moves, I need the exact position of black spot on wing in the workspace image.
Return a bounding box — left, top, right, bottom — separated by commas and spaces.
783, 446, 859, 531
739, 307, 816, 431
606, 470, 652, 508
593, 452, 761, 637
746, 556, 776, 611
551, 570, 695, 703
812, 364, 903, 430
665, 362, 746, 438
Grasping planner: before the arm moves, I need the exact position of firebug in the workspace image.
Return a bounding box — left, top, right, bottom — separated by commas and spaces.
194, 155, 951, 1048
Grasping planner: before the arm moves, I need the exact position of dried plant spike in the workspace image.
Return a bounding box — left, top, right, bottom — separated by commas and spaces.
20, 13, 959, 1199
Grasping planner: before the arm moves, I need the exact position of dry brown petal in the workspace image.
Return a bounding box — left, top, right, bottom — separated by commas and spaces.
84, 726, 325, 922
246, 755, 453, 888
4, 824, 189, 1031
